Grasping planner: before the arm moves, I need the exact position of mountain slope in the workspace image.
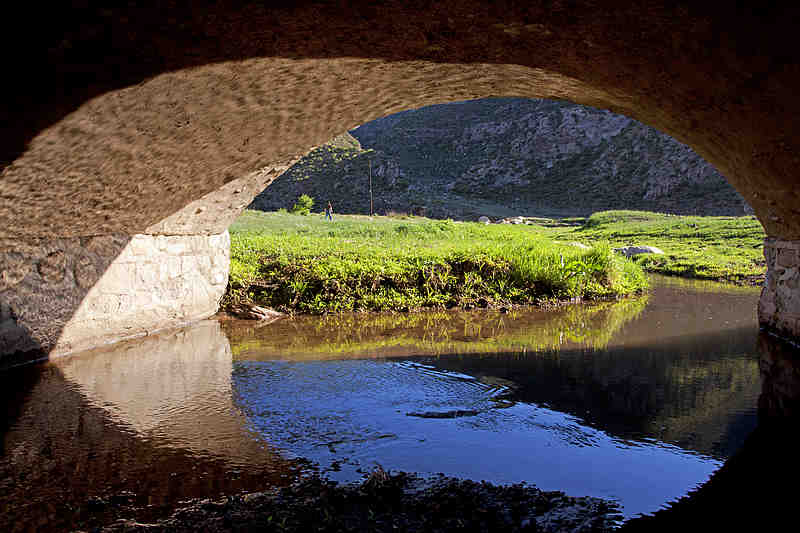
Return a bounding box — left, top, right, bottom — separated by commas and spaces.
250, 98, 750, 219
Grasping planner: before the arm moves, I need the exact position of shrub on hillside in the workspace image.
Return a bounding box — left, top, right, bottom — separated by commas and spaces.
290, 194, 314, 216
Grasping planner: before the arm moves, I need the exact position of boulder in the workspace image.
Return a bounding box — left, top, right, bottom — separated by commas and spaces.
478, 216, 491, 225
614, 245, 665, 258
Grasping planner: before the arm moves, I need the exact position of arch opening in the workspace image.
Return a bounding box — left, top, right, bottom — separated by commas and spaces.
250, 96, 754, 221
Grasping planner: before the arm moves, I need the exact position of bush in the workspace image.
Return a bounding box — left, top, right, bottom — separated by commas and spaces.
290, 194, 314, 216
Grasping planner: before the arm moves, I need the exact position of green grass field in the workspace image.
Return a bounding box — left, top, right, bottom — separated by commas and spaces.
226, 210, 648, 314
541, 210, 766, 284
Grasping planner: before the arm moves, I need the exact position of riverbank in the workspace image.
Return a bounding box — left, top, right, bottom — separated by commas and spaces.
95, 470, 621, 533
225, 211, 648, 314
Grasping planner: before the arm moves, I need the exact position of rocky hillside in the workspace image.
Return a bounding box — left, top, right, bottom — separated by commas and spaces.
250, 98, 751, 220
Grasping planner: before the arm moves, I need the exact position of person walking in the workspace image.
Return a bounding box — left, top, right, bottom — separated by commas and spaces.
325, 201, 334, 221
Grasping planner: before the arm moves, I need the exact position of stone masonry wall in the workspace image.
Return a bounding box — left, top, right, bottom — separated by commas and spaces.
0, 232, 229, 367
759, 238, 800, 341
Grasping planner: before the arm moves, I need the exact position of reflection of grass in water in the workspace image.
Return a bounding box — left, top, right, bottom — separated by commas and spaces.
649, 274, 761, 295
230, 295, 649, 359
649, 356, 759, 454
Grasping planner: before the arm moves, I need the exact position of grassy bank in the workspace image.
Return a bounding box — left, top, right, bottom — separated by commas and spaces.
226, 211, 648, 314
542, 210, 766, 284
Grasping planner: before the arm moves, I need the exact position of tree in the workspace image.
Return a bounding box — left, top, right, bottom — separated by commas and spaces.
290, 194, 314, 216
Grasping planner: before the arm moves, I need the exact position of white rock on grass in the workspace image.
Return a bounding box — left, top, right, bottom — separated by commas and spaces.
613, 245, 665, 257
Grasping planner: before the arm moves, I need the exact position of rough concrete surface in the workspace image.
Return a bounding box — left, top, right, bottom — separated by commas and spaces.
3, 1, 800, 239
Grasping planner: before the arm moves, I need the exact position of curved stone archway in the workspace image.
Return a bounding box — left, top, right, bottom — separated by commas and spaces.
2, 1, 800, 362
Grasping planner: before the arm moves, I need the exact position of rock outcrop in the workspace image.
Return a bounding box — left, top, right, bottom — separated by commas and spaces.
251, 99, 751, 220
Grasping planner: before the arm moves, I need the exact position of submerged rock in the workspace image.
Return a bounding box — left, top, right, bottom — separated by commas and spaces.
406, 409, 481, 418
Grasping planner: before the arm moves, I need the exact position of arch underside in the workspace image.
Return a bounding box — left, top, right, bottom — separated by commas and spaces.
2, 1, 800, 361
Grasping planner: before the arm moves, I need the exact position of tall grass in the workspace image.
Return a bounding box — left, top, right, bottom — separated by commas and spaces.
226, 211, 648, 314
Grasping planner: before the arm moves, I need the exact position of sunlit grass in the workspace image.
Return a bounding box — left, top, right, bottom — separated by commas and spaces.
226, 210, 648, 313
540, 210, 766, 284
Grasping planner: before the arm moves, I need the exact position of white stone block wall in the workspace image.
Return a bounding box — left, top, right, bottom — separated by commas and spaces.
0, 231, 230, 366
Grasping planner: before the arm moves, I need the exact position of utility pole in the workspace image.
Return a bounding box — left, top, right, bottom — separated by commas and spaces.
368, 157, 373, 216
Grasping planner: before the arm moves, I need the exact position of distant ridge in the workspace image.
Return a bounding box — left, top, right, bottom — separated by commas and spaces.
251, 98, 751, 220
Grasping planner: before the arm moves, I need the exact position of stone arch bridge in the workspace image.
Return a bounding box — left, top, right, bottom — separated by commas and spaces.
2, 1, 799, 363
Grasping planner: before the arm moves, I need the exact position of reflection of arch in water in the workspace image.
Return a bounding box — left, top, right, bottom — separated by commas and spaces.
54, 320, 273, 465
0, 320, 294, 532
1, 316, 793, 529
621, 333, 800, 531
3, 2, 800, 363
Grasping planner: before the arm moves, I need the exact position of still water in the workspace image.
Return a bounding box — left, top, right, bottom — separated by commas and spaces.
0, 276, 766, 530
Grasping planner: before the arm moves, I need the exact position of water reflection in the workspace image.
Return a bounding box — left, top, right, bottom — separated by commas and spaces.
621, 332, 800, 531
0, 276, 783, 530
227, 295, 650, 360
229, 278, 763, 518
423, 326, 760, 458
0, 321, 296, 533
756, 332, 800, 419
233, 357, 725, 518
226, 275, 758, 360
55, 321, 264, 463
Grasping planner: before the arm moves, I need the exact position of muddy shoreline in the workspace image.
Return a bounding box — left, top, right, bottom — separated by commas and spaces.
87, 470, 622, 533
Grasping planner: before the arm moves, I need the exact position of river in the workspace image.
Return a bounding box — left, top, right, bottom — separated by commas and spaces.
0, 276, 776, 530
